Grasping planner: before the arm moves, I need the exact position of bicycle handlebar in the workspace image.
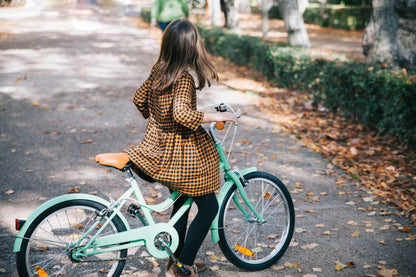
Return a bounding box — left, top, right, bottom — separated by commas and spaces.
208, 103, 240, 145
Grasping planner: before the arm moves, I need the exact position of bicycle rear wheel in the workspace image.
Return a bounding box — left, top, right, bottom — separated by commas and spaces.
218, 171, 295, 271
16, 199, 128, 277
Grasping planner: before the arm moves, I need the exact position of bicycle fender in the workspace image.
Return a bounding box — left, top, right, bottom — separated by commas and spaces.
211, 167, 257, 243
13, 193, 131, 252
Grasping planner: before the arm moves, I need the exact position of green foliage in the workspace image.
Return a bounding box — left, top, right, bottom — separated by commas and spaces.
141, 7, 151, 23
268, 3, 372, 30
198, 26, 416, 148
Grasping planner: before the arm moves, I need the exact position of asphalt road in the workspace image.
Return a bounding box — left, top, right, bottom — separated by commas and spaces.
0, 2, 415, 277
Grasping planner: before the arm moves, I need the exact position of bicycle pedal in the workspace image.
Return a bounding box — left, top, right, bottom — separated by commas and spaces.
175, 262, 192, 276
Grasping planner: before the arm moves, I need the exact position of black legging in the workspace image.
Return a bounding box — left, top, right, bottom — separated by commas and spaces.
170, 192, 219, 266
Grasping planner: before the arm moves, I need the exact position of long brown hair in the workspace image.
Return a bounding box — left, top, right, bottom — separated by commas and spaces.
153, 19, 218, 91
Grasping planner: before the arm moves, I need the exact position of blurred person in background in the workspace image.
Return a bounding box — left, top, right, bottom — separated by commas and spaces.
151, 0, 189, 31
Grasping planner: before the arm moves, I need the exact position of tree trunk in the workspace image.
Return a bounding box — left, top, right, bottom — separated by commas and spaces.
209, 0, 222, 26
260, 0, 272, 39
318, 0, 327, 19
278, 0, 311, 47
238, 0, 251, 13
363, 0, 416, 71
222, 0, 240, 31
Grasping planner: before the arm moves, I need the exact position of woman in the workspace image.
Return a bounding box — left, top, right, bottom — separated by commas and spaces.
124, 19, 237, 276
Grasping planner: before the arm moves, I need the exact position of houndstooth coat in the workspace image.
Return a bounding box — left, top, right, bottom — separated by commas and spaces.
124, 66, 220, 197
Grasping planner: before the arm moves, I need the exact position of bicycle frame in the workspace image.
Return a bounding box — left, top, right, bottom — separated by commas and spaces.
13, 122, 261, 261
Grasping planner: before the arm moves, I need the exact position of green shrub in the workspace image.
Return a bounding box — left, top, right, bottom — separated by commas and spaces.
268, 3, 372, 30
142, 7, 151, 23
328, 0, 371, 5
197, 25, 416, 148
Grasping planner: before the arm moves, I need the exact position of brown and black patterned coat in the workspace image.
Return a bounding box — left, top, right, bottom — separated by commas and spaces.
124, 66, 220, 197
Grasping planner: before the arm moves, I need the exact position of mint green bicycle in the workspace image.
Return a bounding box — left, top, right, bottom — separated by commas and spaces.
13, 104, 295, 277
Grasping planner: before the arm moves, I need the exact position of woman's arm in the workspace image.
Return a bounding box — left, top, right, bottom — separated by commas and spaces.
173, 74, 204, 131
201, 112, 237, 124
133, 66, 157, 119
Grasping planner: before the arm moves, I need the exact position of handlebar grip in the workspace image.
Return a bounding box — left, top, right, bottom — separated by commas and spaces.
216, 121, 225, 130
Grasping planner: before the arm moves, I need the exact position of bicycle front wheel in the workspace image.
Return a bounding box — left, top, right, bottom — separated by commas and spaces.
218, 171, 295, 271
16, 199, 128, 277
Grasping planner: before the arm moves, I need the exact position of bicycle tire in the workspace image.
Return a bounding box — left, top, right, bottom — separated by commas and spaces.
218, 171, 295, 271
16, 199, 128, 277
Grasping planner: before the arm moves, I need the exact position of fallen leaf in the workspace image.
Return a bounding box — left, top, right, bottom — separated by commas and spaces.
210, 255, 220, 261
289, 241, 299, 247
79, 139, 94, 144
300, 243, 318, 250
363, 197, 373, 202
147, 257, 158, 268
350, 146, 358, 156
406, 234, 416, 241
238, 139, 251, 145
376, 268, 394, 277
380, 225, 390, 230
348, 261, 355, 268
267, 233, 279, 239
295, 227, 306, 233
397, 226, 410, 233
271, 265, 285, 270
335, 261, 347, 271
4, 189, 14, 195
351, 230, 360, 237
284, 261, 299, 268
67, 188, 80, 193
312, 267, 323, 272
315, 224, 325, 228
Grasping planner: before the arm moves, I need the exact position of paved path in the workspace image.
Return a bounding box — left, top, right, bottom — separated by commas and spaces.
0, 3, 415, 277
